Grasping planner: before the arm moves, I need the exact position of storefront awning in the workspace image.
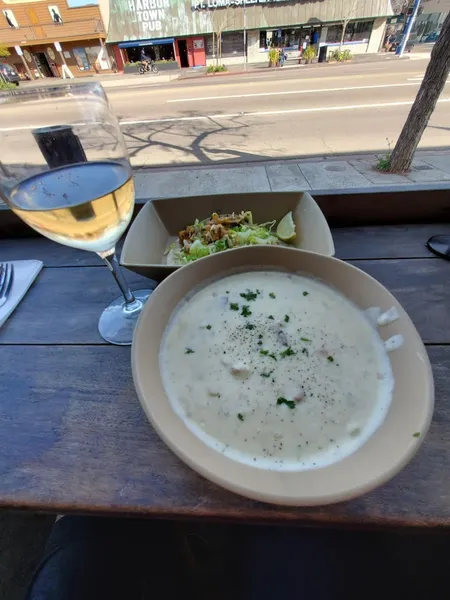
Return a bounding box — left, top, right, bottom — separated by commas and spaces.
118, 38, 174, 48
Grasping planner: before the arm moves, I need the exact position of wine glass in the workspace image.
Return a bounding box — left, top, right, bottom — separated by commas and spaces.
0, 83, 152, 345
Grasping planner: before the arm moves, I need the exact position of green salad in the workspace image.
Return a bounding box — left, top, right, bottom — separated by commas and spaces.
165, 211, 295, 265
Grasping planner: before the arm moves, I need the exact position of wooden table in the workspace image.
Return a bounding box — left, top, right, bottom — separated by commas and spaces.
1, 223, 450, 527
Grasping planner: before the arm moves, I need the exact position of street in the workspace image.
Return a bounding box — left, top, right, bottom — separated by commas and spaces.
104, 57, 450, 167
1, 55, 449, 169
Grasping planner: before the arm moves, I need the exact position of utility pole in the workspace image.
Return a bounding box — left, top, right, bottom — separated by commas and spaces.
396, 0, 421, 57
243, 0, 247, 70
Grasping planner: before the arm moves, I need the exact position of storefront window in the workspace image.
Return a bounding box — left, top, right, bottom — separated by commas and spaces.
126, 44, 175, 63
206, 32, 244, 58
345, 20, 373, 43
260, 30, 267, 49
326, 25, 343, 44
326, 20, 373, 44
85, 46, 109, 71
73, 48, 90, 71
260, 27, 314, 50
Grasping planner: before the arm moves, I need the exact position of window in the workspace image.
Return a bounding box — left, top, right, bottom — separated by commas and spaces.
259, 29, 302, 50
48, 5, 64, 25
326, 25, 343, 44
73, 48, 91, 71
345, 20, 373, 43
206, 32, 244, 58
326, 20, 373, 44
2, 9, 19, 28
259, 30, 267, 49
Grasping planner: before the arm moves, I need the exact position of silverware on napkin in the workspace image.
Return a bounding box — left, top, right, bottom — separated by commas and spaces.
0, 260, 43, 328
0, 262, 14, 308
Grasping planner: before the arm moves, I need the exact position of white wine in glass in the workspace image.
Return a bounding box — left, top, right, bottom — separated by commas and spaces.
0, 83, 152, 345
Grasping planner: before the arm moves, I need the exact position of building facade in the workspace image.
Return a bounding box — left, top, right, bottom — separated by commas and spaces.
106, 0, 394, 69
0, 0, 111, 78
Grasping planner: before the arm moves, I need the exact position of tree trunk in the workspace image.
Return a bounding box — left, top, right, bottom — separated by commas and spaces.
339, 19, 348, 50
389, 12, 450, 173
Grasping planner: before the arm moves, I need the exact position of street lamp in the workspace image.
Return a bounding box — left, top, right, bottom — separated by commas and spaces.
243, 0, 247, 70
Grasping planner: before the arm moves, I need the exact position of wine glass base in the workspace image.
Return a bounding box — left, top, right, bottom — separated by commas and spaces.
98, 289, 153, 346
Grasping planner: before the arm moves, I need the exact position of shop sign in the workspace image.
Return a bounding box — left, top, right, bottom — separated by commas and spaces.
192, 0, 293, 8
127, 0, 170, 35
108, 0, 392, 43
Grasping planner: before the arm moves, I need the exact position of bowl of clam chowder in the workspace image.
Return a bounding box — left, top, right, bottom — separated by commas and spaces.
132, 246, 434, 506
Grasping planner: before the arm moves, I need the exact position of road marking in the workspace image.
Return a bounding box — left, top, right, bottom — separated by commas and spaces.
2, 98, 449, 132
120, 98, 450, 126
166, 82, 423, 103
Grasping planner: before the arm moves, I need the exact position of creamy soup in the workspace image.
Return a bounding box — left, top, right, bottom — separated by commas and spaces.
160, 270, 394, 471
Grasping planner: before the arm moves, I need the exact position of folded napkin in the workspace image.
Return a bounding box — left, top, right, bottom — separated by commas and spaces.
0, 260, 43, 329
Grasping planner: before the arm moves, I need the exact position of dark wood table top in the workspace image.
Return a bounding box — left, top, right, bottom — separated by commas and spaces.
1, 223, 450, 527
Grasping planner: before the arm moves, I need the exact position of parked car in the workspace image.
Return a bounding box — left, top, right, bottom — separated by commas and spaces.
424, 31, 439, 43
0, 63, 20, 85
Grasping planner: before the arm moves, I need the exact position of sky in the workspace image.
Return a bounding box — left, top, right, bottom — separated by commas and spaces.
67, 0, 99, 7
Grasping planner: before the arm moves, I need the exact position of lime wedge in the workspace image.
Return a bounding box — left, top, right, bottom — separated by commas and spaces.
276, 211, 296, 242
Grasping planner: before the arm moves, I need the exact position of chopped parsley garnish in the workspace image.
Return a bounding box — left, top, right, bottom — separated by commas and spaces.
327, 356, 334, 363
300, 337, 311, 342
280, 347, 296, 358
238, 413, 245, 422
226, 291, 229, 294
269, 353, 277, 361
260, 370, 273, 378
230, 303, 239, 311
240, 290, 258, 302
302, 348, 309, 356
303, 291, 309, 297
260, 349, 269, 356
245, 322, 255, 330
277, 397, 296, 409
241, 305, 252, 317
185, 348, 194, 354
268, 315, 274, 320
206, 325, 212, 330
258, 334, 263, 339
284, 315, 290, 323
269, 292, 276, 299
257, 341, 263, 346
413, 432, 420, 438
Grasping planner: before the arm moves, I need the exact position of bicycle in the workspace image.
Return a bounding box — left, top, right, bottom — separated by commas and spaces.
138, 60, 159, 75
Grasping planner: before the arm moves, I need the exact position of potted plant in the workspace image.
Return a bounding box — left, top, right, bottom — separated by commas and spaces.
268, 48, 279, 67
303, 45, 316, 65
154, 59, 180, 71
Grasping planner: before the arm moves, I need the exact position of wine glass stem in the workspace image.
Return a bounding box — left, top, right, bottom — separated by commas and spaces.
98, 249, 141, 311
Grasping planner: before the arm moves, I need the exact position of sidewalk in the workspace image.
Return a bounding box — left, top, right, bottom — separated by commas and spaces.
17, 47, 429, 89
133, 150, 450, 201
1, 151, 448, 211
177, 51, 420, 80
19, 71, 178, 90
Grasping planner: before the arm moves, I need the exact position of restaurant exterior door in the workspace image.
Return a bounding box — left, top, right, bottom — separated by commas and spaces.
177, 39, 189, 67
33, 52, 54, 77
